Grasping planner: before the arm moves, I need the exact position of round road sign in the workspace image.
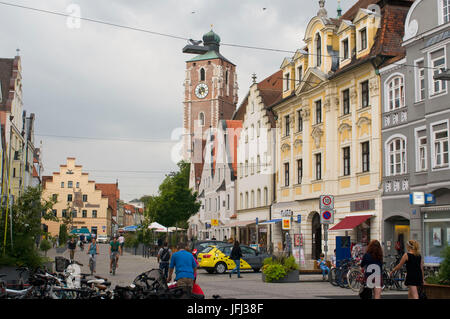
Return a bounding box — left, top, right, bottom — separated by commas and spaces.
322, 210, 332, 220
322, 196, 332, 206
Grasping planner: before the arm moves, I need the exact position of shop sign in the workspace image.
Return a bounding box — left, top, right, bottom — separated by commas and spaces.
259, 228, 267, 233
350, 199, 375, 212
425, 194, 436, 204
320, 195, 334, 210
281, 209, 293, 217
211, 219, 219, 227
282, 218, 291, 230
409, 192, 425, 205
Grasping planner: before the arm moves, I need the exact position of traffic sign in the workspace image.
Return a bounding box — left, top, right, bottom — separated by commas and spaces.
320, 209, 334, 224
320, 195, 334, 209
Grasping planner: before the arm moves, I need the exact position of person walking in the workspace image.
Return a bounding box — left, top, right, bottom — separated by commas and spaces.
317, 253, 330, 281
157, 242, 172, 281
87, 238, 99, 275
229, 241, 243, 278
68, 237, 77, 261
390, 240, 424, 299
167, 242, 197, 295
118, 234, 125, 256
361, 239, 384, 299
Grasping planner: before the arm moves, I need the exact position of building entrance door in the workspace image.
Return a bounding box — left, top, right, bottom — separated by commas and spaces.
312, 213, 322, 260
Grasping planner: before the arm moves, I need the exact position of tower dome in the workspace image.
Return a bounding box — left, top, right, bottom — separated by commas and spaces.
202, 29, 221, 52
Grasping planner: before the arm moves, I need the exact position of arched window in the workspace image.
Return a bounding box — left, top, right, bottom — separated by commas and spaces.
257, 189, 261, 207
264, 187, 268, 206
387, 137, 407, 176
245, 192, 249, 209
199, 112, 205, 126
387, 76, 405, 111
251, 190, 255, 208
200, 68, 205, 81
316, 34, 322, 67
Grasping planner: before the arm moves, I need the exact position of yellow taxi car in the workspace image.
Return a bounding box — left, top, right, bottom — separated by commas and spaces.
197, 244, 271, 274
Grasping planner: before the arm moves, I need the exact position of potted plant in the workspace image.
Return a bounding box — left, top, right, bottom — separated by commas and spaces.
423, 245, 450, 299
261, 255, 299, 283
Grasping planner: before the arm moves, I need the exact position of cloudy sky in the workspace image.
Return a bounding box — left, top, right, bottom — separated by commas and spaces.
0, 0, 355, 201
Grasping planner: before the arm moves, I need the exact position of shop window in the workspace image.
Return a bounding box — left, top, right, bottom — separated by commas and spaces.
424, 211, 450, 262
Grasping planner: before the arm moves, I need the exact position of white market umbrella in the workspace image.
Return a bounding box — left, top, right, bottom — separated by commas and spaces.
148, 222, 171, 232
168, 227, 185, 232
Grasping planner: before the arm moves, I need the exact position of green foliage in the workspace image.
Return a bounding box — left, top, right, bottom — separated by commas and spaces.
262, 255, 299, 282
124, 233, 139, 248
39, 239, 51, 256
59, 224, 68, 246
142, 161, 200, 227
438, 245, 450, 285
0, 186, 57, 268
263, 264, 287, 283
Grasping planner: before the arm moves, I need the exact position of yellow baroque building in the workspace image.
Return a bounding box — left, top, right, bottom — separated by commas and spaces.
42, 158, 111, 238
270, 0, 412, 264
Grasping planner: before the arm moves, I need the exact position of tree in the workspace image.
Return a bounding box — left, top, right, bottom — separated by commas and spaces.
142, 161, 200, 228
0, 186, 57, 267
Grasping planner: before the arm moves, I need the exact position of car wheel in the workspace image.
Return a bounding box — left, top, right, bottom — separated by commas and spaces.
215, 262, 227, 274
253, 268, 260, 273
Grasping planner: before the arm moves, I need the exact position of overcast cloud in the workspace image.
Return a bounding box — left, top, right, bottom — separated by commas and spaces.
0, 0, 354, 201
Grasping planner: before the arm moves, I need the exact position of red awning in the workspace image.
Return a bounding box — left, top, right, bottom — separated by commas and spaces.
329, 214, 372, 231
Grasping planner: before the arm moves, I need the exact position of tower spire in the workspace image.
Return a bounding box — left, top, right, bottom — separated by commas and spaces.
337, 0, 342, 18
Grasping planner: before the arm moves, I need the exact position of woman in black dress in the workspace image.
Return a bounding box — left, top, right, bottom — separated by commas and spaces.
390, 240, 424, 299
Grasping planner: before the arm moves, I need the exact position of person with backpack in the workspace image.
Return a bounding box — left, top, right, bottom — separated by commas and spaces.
157, 242, 172, 281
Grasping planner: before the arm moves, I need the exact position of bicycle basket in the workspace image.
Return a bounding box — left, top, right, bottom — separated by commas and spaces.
133, 269, 168, 292
55, 256, 71, 272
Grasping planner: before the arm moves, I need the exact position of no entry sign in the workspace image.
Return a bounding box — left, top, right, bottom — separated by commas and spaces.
320, 195, 334, 209
320, 209, 334, 224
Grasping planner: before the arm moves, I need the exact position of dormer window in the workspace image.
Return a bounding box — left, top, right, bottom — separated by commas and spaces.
359, 28, 367, 51
342, 38, 349, 60
200, 68, 205, 81
284, 72, 290, 91
316, 34, 322, 67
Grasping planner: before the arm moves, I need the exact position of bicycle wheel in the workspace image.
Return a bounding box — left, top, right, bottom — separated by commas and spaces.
339, 268, 349, 288
347, 269, 364, 292
329, 268, 338, 286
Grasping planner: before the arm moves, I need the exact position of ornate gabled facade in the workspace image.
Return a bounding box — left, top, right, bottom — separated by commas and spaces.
188, 120, 242, 241
271, 0, 412, 263
232, 71, 282, 249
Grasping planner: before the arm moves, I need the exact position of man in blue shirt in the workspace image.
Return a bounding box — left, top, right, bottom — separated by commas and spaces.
167, 242, 197, 294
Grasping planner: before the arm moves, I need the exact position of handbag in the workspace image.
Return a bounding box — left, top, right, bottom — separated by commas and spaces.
359, 285, 372, 299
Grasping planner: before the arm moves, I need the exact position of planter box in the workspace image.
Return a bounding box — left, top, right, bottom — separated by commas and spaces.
262, 270, 299, 283
423, 283, 450, 299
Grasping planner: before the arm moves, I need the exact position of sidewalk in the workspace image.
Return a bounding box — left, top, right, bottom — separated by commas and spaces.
46, 243, 159, 287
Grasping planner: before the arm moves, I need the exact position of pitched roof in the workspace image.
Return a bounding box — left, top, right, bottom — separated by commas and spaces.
95, 183, 120, 215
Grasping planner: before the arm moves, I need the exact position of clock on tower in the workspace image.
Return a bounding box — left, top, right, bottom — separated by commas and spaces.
182, 29, 238, 189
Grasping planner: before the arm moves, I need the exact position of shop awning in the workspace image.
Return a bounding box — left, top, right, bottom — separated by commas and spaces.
259, 219, 282, 225
329, 214, 372, 231
228, 220, 255, 227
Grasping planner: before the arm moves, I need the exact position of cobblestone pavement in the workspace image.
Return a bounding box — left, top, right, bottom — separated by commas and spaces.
46, 245, 408, 299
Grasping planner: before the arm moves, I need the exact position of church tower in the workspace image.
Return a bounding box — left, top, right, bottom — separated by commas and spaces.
182, 29, 238, 189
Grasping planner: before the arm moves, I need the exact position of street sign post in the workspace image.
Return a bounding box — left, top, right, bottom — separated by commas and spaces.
320, 195, 334, 210
320, 209, 334, 224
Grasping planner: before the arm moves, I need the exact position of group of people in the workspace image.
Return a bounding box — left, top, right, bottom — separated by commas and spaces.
66, 234, 125, 275
317, 239, 425, 299
361, 239, 424, 299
